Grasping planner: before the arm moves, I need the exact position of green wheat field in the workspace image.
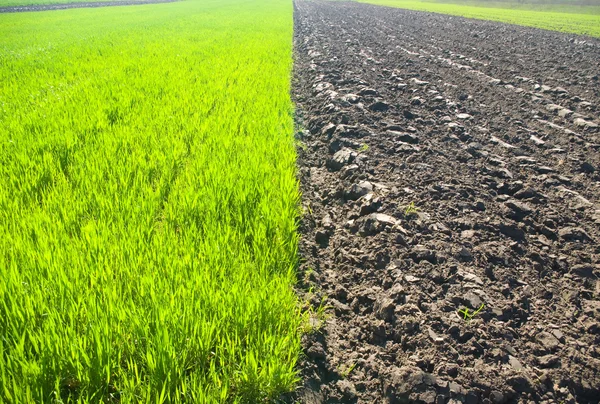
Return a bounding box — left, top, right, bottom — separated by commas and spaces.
0, 0, 301, 402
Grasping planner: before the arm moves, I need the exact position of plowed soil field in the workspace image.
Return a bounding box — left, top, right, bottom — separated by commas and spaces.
292, 1, 600, 403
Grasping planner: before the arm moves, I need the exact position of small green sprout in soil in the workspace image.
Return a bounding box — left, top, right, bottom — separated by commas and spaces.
404, 201, 420, 216
339, 362, 358, 378
458, 304, 485, 321
303, 202, 314, 217
301, 295, 331, 335
295, 139, 309, 151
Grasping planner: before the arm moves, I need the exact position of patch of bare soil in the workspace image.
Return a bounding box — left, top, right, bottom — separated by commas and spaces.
292, 1, 600, 403
0, 0, 176, 13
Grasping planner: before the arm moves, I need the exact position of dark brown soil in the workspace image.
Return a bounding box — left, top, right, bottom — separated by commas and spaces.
292, 1, 600, 403
0, 0, 176, 13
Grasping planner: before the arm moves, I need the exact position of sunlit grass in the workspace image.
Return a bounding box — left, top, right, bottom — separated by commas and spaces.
0, 0, 301, 402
